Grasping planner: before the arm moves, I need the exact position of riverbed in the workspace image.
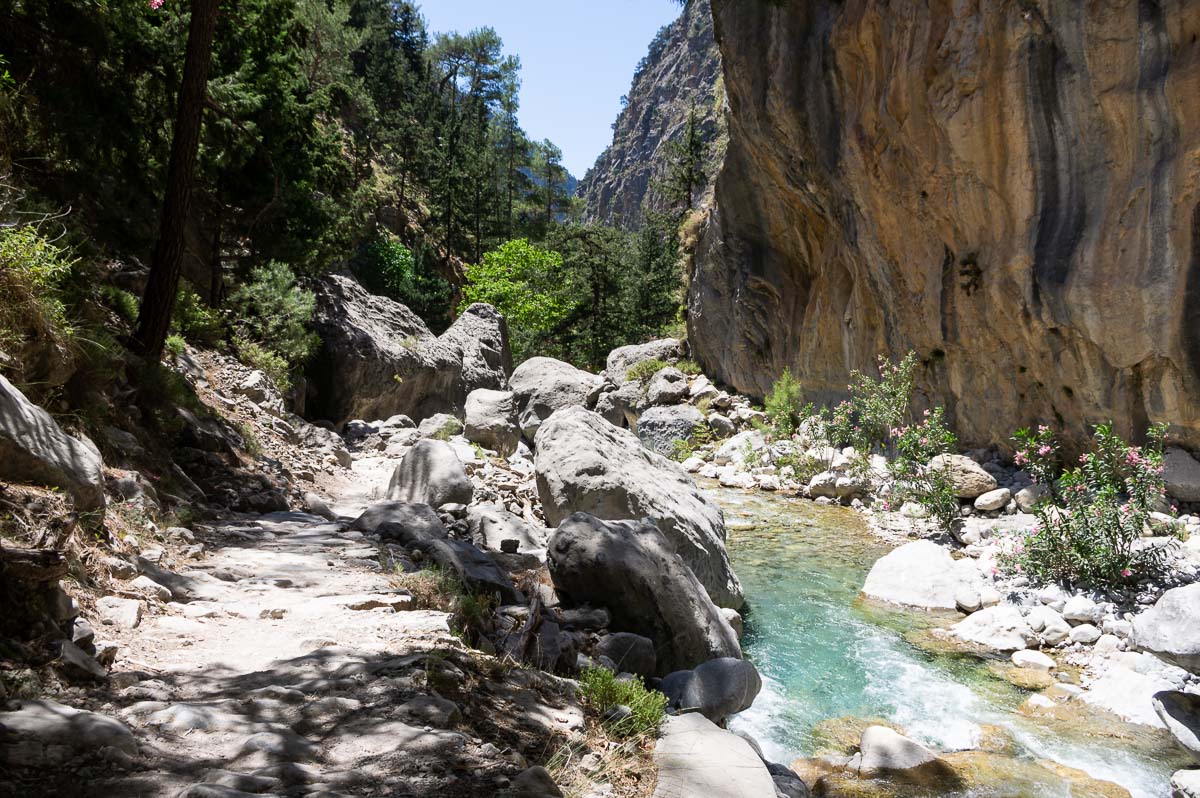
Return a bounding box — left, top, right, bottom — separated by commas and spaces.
712, 486, 1186, 798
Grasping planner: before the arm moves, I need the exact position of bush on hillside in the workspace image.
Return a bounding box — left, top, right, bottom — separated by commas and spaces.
0, 224, 75, 352
352, 234, 452, 331
763, 368, 804, 437
998, 423, 1177, 589
226, 262, 318, 389
578, 667, 667, 739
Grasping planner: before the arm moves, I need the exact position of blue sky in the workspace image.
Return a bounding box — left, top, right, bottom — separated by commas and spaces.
419, 0, 683, 177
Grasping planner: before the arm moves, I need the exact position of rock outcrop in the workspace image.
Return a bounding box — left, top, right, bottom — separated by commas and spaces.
691, 0, 1200, 450
547, 513, 740, 673
0, 374, 105, 511
577, 0, 723, 227
307, 274, 510, 425
534, 406, 743, 609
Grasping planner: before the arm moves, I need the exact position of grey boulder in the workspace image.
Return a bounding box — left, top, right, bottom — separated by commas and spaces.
0, 374, 105, 511
929, 454, 998, 499
857, 725, 956, 784
387, 439, 474, 507
646, 367, 689, 405
636, 404, 705, 457
508, 357, 602, 441
606, 338, 682, 382
1154, 691, 1200, 763
464, 388, 520, 456
466, 503, 548, 554
547, 513, 740, 674
0, 700, 136, 766
595, 632, 656, 678
307, 273, 510, 425
350, 500, 446, 539
377, 518, 520, 605
653, 713, 777, 797
535, 407, 743, 609
1134, 584, 1200, 673
659, 657, 762, 724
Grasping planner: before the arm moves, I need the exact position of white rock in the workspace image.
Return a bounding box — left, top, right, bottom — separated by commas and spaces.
974, 488, 1012, 512
1093, 634, 1122, 656
955, 587, 982, 614
96, 596, 143, 629
681, 456, 705, 473
1014, 483, 1050, 511
862, 541, 983, 611
953, 604, 1036, 651
1070, 624, 1102, 644
1080, 653, 1188, 726
1011, 650, 1056, 672
129, 576, 171, 602
1063, 595, 1103, 624
653, 713, 776, 797
1037, 584, 1070, 612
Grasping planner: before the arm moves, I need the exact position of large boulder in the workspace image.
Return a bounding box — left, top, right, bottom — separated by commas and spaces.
0, 699, 136, 766
0, 374, 105, 511
606, 339, 683, 382
535, 407, 743, 609
1152, 691, 1200, 763
1173, 769, 1200, 798
466, 504, 548, 553
652, 713, 777, 798
857, 726, 955, 783
862, 540, 983, 611
595, 380, 644, 429
386, 439, 474, 507
1134, 584, 1200, 673
637, 404, 705, 457
464, 389, 520, 456
659, 657, 762, 724
646, 367, 689, 405
595, 632, 656, 678
508, 357, 602, 441
928, 454, 998, 499
1165, 447, 1200, 502
307, 274, 510, 424
350, 501, 447, 537
377, 517, 521, 605
547, 513, 741, 673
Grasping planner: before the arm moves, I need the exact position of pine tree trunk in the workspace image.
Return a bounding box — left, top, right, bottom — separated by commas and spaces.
133, 0, 220, 362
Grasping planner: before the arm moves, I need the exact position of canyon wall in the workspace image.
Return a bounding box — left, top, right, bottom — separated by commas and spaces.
690, 0, 1200, 449
577, 0, 723, 227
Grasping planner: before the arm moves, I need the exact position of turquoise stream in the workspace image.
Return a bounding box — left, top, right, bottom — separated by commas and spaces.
711, 486, 1184, 798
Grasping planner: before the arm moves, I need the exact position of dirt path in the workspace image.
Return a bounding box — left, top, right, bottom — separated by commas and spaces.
3, 458, 585, 797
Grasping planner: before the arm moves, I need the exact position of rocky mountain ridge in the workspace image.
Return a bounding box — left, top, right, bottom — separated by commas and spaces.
577, 0, 724, 228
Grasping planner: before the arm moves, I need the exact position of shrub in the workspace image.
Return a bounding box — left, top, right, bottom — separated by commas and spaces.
234, 338, 291, 393
578, 667, 667, 739
846, 352, 919, 454
227, 262, 319, 387
164, 334, 185, 360
675, 358, 701, 375
998, 423, 1177, 589
171, 285, 223, 346
764, 368, 804, 437
886, 407, 959, 530
0, 224, 75, 350
353, 234, 452, 330
101, 285, 140, 324
670, 422, 713, 462
625, 358, 668, 383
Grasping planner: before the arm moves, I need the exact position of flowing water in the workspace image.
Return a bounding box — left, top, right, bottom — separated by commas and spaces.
712, 486, 1186, 798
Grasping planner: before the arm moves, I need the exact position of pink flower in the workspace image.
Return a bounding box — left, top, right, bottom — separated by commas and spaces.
149, 0, 164, 8
1038, 445, 1052, 457
1038, 425, 1049, 433
1121, 568, 1132, 578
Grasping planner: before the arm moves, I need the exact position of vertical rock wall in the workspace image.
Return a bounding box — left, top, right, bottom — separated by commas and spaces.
690, 0, 1200, 449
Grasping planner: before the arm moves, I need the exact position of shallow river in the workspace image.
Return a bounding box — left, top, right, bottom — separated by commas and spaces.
712, 486, 1186, 798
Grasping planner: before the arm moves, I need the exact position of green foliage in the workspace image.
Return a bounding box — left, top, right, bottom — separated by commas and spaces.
164, 334, 185, 360
461, 239, 570, 362
846, 352, 920, 454
100, 286, 140, 324
999, 423, 1177, 589
0, 224, 75, 350
234, 338, 292, 393
675, 358, 701, 376
352, 234, 452, 331
578, 667, 668, 739
764, 368, 805, 437
171, 286, 223, 347
626, 358, 670, 383
885, 408, 960, 531
226, 262, 318, 385
670, 422, 714, 462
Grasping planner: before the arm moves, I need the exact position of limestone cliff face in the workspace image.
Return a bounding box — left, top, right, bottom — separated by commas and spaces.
690, 0, 1200, 449
577, 0, 723, 227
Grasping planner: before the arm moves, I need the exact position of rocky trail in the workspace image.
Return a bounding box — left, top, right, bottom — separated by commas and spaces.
2, 456, 590, 798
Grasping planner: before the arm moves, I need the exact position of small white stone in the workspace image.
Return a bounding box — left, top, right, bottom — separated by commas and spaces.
1069, 624, 1102, 644
1011, 649, 1056, 672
